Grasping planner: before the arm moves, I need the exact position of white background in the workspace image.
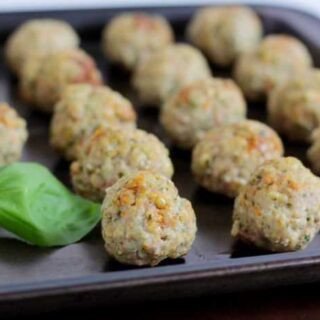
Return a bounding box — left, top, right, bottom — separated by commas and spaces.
0, 0, 320, 18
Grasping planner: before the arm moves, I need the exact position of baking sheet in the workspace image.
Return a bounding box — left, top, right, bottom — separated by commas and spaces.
0, 5, 320, 316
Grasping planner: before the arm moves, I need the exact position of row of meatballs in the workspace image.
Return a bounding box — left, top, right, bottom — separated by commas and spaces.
4, 94, 320, 263
1, 6, 320, 266
5, 7, 320, 145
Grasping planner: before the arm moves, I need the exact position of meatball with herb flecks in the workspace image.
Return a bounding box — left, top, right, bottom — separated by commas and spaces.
187, 6, 262, 66
132, 44, 211, 106
191, 120, 284, 197
160, 77, 247, 149
102, 170, 197, 266
102, 12, 173, 70
268, 69, 320, 142
71, 126, 174, 202
5, 19, 79, 75
20, 48, 102, 113
234, 35, 312, 100
0, 103, 28, 165
50, 84, 136, 160
232, 157, 320, 252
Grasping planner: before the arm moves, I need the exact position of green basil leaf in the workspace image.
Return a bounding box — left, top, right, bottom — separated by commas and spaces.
0, 162, 101, 247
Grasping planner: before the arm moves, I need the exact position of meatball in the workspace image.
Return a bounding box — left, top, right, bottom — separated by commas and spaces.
50, 84, 136, 160
160, 77, 247, 149
71, 126, 174, 202
5, 19, 79, 75
232, 157, 320, 252
102, 12, 173, 70
0, 103, 28, 165
192, 120, 284, 197
20, 48, 102, 113
307, 128, 320, 174
268, 69, 320, 142
187, 6, 262, 66
234, 35, 312, 100
132, 44, 211, 106
101, 170, 197, 266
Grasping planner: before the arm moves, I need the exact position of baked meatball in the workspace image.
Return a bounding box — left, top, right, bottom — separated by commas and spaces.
307, 128, 320, 174
234, 35, 312, 100
0, 103, 28, 165
187, 6, 262, 66
160, 77, 247, 149
71, 126, 174, 202
232, 157, 320, 252
132, 44, 211, 106
268, 69, 320, 142
50, 84, 136, 160
101, 170, 197, 266
102, 12, 173, 70
192, 120, 284, 197
5, 19, 79, 75
20, 49, 102, 113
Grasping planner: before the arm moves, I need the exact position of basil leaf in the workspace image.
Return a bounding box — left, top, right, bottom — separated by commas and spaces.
0, 162, 101, 247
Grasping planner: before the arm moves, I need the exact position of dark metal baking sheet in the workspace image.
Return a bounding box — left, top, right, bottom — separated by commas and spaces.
0, 5, 320, 316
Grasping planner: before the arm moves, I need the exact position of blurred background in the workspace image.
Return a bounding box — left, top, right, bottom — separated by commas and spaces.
0, 0, 319, 15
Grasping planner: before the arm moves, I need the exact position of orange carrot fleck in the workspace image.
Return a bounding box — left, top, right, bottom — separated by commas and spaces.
288, 180, 300, 190
247, 136, 259, 152
254, 207, 262, 217
263, 174, 274, 185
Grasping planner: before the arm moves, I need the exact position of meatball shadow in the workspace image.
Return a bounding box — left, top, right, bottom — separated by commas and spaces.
192, 187, 234, 206
52, 158, 71, 187
282, 137, 308, 165
208, 61, 232, 77
137, 105, 159, 117
105, 257, 185, 272
107, 64, 131, 90
21, 110, 51, 143
137, 107, 166, 139
108, 63, 131, 78
106, 64, 138, 101
170, 146, 191, 162
231, 238, 273, 258
81, 224, 103, 242
247, 101, 267, 121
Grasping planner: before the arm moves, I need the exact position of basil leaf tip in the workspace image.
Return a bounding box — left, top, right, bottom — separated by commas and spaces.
0, 162, 101, 247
